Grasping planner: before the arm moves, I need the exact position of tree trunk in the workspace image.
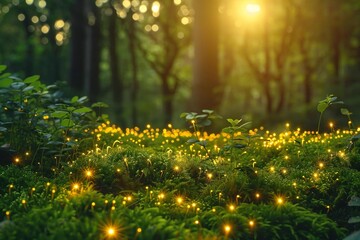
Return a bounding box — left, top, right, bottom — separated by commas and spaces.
192, 0, 221, 111
128, 14, 139, 126
84, 0, 101, 103
69, 0, 86, 92
109, 9, 124, 126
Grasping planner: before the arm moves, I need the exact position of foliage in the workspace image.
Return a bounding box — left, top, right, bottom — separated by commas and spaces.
316, 94, 343, 133
1, 77, 360, 239
0, 65, 108, 172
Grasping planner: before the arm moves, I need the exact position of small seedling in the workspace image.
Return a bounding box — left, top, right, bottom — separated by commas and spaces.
316, 94, 343, 134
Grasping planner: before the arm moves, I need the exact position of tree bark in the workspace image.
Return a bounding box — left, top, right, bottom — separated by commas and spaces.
192, 0, 221, 112
109, 8, 124, 125
84, 0, 101, 103
69, 0, 86, 92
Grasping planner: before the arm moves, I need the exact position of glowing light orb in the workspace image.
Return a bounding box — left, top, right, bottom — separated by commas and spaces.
245, 3, 261, 14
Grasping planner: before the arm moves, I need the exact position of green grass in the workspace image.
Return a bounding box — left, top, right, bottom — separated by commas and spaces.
1, 123, 360, 239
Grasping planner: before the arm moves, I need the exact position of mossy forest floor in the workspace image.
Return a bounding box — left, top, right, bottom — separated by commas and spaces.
1, 121, 360, 239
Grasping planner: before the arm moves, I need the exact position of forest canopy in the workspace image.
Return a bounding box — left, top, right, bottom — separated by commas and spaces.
0, 0, 359, 129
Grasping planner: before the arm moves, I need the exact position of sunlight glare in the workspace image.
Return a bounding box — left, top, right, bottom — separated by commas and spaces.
245, 3, 260, 14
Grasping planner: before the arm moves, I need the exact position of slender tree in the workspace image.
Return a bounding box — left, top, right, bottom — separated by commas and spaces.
192, 0, 221, 112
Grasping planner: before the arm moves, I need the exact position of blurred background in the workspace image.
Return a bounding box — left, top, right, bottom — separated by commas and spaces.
0, 0, 359, 130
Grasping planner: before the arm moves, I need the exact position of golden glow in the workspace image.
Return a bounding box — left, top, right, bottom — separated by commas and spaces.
249, 220, 255, 227
54, 19, 65, 30
152, 1, 160, 17
176, 197, 183, 204
122, 0, 131, 9
25, 0, 33, 5
245, 3, 261, 14
17, 14, 25, 21
31, 16, 39, 23
106, 226, 116, 237
14, 157, 20, 163
137, 227, 142, 233
228, 204, 235, 211
276, 197, 284, 205
174, 0, 181, 5
139, 4, 147, 13
151, 24, 159, 32
181, 17, 190, 25
224, 224, 231, 234
72, 183, 80, 190
85, 169, 93, 177
38, 0, 46, 8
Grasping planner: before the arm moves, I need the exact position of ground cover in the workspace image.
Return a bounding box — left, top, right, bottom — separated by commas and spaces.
0, 67, 360, 239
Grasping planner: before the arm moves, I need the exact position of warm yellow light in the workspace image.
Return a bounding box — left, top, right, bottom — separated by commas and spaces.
38, 0, 46, 8
224, 224, 231, 234
137, 227, 142, 233
174, 0, 181, 5
174, 165, 180, 171
54, 19, 65, 30
207, 173, 213, 179
276, 197, 284, 205
255, 193, 260, 198
106, 226, 116, 237
176, 197, 183, 204
249, 220, 255, 227
319, 162, 324, 168
18, 14, 25, 21
245, 3, 261, 14
139, 4, 147, 13
229, 204, 235, 211
152, 1, 160, 17
158, 193, 165, 199
72, 183, 80, 190
14, 157, 20, 163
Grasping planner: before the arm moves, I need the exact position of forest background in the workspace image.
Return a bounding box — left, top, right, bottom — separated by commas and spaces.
0, 0, 359, 130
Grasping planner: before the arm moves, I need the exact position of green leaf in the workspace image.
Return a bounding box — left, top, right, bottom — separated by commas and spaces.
202, 109, 214, 114
0, 65, 6, 73
197, 140, 207, 147
73, 107, 92, 114
51, 111, 69, 118
11, 82, 25, 89
317, 102, 328, 113
187, 139, 199, 144
0, 78, 13, 88
195, 114, 207, 119
227, 118, 242, 126
91, 102, 109, 108
71, 96, 79, 103
23, 75, 40, 83
348, 196, 360, 206
78, 96, 88, 103
61, 119, 75, 127
348, 216, 360, 224
22, 86, 34, 92
0, 73, 11, 80
341, 108, 351, 116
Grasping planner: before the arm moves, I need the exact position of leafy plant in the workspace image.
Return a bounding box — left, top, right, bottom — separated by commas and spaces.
317, 94, 343, 133
0, 65, 108, 172
222, 118, 252, 157
180, 109, 222, 155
